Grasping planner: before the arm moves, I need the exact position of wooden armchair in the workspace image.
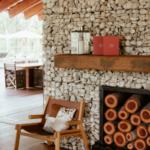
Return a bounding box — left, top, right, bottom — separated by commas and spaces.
28, 59, 43, 88
4, 63, 26, 89
14, 96, 90, 150
33, 66, 43, 88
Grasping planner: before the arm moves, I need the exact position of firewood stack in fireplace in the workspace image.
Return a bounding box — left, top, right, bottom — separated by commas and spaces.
103, 93, 150, 150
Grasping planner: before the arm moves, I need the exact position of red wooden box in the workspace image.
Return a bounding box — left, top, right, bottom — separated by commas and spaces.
93, 36, 119, 56
93, 36, 103, 55
103, 36, 119, 56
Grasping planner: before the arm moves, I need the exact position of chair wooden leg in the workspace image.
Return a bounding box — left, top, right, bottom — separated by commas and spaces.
55, 132, 60, 150
80, 125, 90, 150
46, 136, 51, 145
14, 129, 21, 150
47, 141, 51, 145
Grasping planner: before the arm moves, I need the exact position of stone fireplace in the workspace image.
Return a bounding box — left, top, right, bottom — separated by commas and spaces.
42, 0, 150, 150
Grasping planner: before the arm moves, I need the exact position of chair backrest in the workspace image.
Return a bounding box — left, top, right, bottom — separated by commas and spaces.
28, 60, 38, 63
44, 97, 82, 120
4, 64, 16, 88
4, 63, 16, 72
14, 61, 25, 64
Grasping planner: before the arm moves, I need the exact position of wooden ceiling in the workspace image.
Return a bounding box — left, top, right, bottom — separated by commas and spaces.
0, 0, 43, 21
38, 11, 43, 21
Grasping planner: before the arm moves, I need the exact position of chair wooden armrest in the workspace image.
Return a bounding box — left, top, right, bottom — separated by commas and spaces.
65, 120, 82, 126
54, 129, 82, 138
15, 122, 42, 130
28, 114, 44, 119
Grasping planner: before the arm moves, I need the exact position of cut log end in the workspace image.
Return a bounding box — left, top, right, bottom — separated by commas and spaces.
105, 109, 117, 121
146, 136, 150, 147
105, 94, 118, 108
125, 94, 143, 114
126, 133, 132, 142
118, 120, 132, 133
114, 132, 127, 147
136, 125, 148, 139
104, 135, 113, 145
127, 142, 134, 150
125, 99, 138, 114
104, 122, 116, 135
118, 110, 129, 120
126, 129, 137, 142
130, 114, 141, 126
134, 139, 147, 150
140, 109, 150, 124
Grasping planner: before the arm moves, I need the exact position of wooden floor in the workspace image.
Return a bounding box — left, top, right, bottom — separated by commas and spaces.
0, 69, 66, 150
0, 122, 56, 150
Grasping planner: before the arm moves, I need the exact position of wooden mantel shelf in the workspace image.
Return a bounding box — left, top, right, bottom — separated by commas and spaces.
54, 55, 150, 73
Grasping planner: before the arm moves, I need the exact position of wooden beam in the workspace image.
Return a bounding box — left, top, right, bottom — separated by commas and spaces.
54, 55, 150, 73
38, 11, 43, 21
24, 2, 43, 20
38, 16, 43, 21
9, 0, 41, 18
0, 0, 21, 13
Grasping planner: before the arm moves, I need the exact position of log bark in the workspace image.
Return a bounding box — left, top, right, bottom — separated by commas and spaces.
118, 120, 133, 133
140, 102, 150, 124
126, 129, 138, 142
148, 124, 150, 134
127, 142, 134, 150
104, 135, 113, 145
136, 124, 148, 139
124, 94, 143, 114
114, 131, 127, 147
146, 136, 150, 147
118, 106, 129, 120
104, 93, 126, 108
103, 121, 117, 135
130, 112, 141, 126
134, 139, 147, 150
104, 108, 117, 121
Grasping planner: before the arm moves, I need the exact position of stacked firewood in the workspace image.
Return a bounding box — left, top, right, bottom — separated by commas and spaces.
104, 93, 150, 150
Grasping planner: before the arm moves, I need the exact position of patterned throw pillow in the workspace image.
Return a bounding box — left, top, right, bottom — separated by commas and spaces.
43, 104, 62, 133
53, 118, 69, 132
56, 107, 76, 121
53, 107, 76, 132
43, 117, 55, 133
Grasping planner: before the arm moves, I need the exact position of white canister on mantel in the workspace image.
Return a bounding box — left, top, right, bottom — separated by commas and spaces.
71, 27, 91, 54
78, 41, 84, 54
